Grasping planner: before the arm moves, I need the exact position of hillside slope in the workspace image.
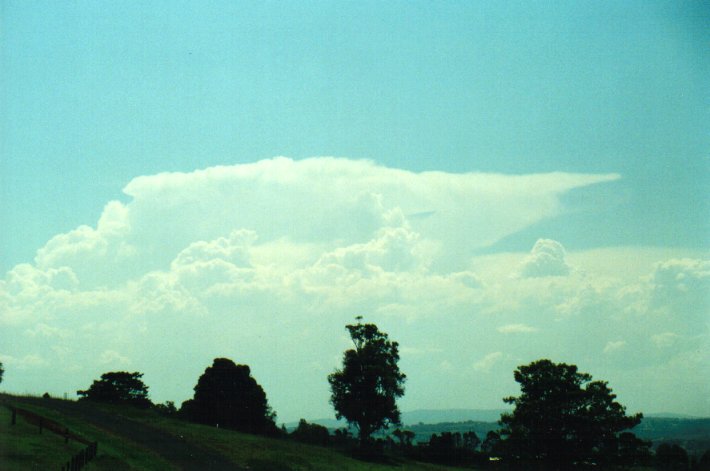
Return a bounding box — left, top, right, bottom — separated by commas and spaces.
1, 395, 464, 471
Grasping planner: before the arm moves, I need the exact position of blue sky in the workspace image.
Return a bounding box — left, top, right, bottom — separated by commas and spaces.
1, 1, 708, 421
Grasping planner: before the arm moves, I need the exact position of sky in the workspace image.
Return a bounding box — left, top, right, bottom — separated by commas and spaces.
1, 1, 708, 423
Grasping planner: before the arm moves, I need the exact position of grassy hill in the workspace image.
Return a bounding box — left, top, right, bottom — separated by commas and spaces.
0, 394, 465, 471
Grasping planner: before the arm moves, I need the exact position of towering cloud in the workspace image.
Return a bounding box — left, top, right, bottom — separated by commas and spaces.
1, 157, 706, 420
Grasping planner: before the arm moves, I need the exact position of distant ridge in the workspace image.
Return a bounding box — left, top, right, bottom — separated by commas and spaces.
645, 412, 706, 419
402, 409, 509, 425
291, 410, 709, 430
291, 408, 510, 429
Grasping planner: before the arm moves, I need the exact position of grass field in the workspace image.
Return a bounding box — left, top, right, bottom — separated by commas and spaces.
0, 405, 87, 471
0, 395, 465, 470
142, 414, 463, 471
1, 398, 178, 470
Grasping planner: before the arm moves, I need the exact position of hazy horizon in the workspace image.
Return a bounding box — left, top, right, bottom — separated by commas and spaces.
1, 1, 707, 424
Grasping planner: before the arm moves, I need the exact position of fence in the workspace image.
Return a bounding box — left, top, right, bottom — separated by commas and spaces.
6, 405, 98, 471
61, 442, 98, 471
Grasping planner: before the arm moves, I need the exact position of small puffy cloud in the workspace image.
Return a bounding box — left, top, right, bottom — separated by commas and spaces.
497, 323, 539, 334
24, 323, 70, 339
649, 259, 709, 310
0, 354, 49, 369
172, 230, 257, 268
474, 352, 503, 372
517, 239, 571, 278
651, 332, 680, 348
603, 340, 627, 354
99, 350, 131, 366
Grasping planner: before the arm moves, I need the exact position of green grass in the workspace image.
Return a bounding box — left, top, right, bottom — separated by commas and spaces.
139, 414, 464, 471
0, 399, 177, 470
0, 406, 87, 471
1, 395, 466, 471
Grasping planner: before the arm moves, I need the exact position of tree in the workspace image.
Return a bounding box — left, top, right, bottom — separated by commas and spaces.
499, 359, 645, 468
180, 358, 277, 435
481, 430, 501, 455
0, 361, 4, 384
463, 431, 481, 451
155, 400, 178, 416
656, 443, 689, 471
77, 371, 152, 407
697, 449, 710, 471
290, 419, 330, 446
393, 428, 415, 449
328, 319, 406, 446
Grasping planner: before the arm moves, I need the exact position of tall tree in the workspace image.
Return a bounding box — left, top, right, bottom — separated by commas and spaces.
328, 318, 406, 445
180, 358, 277, 435
77, 371, 152, 407
0, 361, 4, 384
499, 359, 645, 468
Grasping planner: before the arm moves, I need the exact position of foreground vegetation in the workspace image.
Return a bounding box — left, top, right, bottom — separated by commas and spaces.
0, 394, 464, 470
0, 395, 176, 470
1, 320, 708, 470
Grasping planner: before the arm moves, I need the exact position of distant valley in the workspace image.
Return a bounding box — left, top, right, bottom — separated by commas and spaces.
295, 409, 710, 458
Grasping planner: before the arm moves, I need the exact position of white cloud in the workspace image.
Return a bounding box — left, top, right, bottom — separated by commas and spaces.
0, 354, 49, 369
99, 350, 131, 366
3, 157, 708, 419
497, 323, 539, 334
603, 340, 627, 354
474, 352, 504, 372
651, 332, 680, 348
517, 239, 571, 278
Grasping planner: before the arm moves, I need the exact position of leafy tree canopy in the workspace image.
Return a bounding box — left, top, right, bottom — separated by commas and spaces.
77, 371, 152, 408
499, 359, 645, 467
328, 318, 406, 445
180, 358, 277, 435
290, 419, 330, 446
0, 361, 4, 384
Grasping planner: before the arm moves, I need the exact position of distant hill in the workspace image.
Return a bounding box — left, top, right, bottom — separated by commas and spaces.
402, 409, 509, 425
645, 412, 706, 419
293, 409, 710, 457
634, 417, 710, 457
288, 408, 510, 430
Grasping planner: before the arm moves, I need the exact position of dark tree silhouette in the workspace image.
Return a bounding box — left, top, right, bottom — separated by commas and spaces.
180, 358, 277, 435
499, 359, 645, 468
481, 430, 501, 455
77, 371, 152, 407
155, 400, 178, 416
290, 419, 330, 446
328, 318, 406, 446
393, 428, 415, 449
617, 431, 652, 467
463, 431, 481, 451
655, 443, 689, 471
698, 449, 710, 471
0, 361, 4, 384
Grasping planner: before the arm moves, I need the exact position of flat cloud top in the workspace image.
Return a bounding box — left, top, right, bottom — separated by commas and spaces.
1, 157, 707, 421
36, 157, 619, 282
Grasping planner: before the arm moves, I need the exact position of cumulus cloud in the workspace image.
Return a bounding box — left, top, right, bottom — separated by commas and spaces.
2, 157, 707, 419
517, 239, 571, 278
603, 340, 627, 354
474, 352, 504, 372
32, 158, 617, 282
497, 323, 539, 334
99, 350, 131, 366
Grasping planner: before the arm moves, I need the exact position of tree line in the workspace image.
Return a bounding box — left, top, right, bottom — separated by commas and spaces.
3, 320, 708, 470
